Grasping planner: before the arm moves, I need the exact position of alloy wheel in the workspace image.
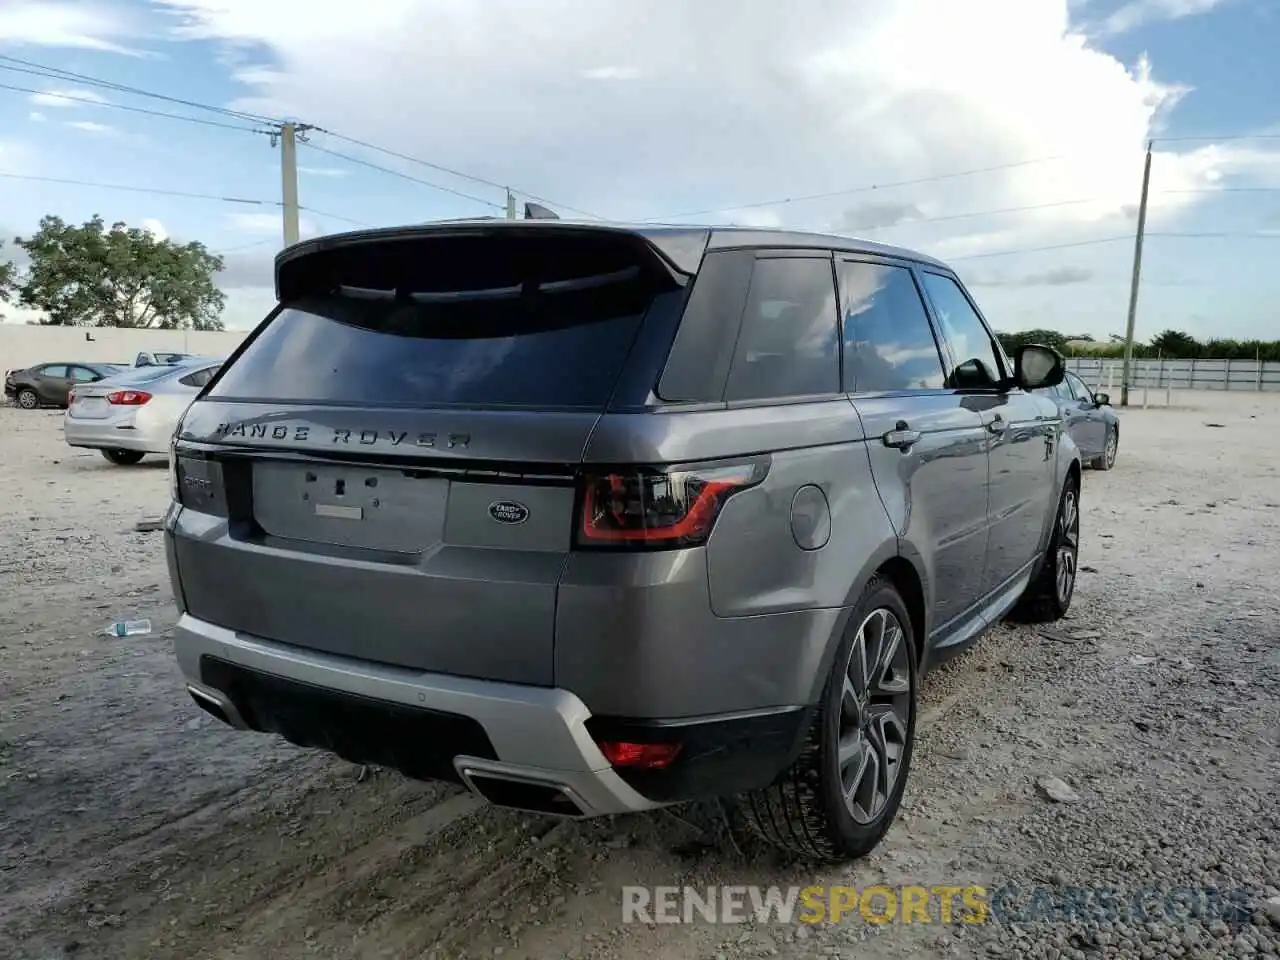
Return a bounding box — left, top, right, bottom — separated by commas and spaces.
1104, 431, 1117, 469
837, 607, 912, 825
1056, 488, 1080, 605
17, 391, 36, 409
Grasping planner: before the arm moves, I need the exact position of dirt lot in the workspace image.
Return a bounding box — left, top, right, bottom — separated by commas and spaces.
2, 392, 1278, 960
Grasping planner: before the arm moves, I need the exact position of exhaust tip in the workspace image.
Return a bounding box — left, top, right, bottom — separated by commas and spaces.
187, 686, 231, 726
463, 771, 587, 817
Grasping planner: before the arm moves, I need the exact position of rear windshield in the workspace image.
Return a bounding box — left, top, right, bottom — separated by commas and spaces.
105, 366, 184, 386
209, 266, 658, 409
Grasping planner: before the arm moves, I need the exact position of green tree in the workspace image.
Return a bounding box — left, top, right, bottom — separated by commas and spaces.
0, 241, 15, 318
13, 215, 226, 330
1149, 329, 1200, 358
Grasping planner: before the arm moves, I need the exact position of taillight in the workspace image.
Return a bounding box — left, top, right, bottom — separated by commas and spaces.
576, 458, 768, 550
107, 390, 152, 405
67, 390, 75, 404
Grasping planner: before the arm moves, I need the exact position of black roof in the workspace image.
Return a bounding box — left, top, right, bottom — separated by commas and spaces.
274, 219, 951, 292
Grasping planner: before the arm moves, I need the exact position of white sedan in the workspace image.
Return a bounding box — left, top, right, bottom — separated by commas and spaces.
63, 357, 223, 465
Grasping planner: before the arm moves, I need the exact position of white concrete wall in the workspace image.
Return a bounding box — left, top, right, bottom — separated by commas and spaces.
0, 325, 250, 373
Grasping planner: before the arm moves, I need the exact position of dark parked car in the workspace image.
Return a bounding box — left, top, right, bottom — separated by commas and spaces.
165, 221, 1081, 864
4, 362, 128, 410
1036, 370, 1119, 470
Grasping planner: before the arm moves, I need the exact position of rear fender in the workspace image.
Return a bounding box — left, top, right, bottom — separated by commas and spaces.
804, 536, 903, 704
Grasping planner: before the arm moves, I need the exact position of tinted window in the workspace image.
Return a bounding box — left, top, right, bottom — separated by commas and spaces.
1065, 373, 1090, 401
40, 364, 68, 378
69, 366, 99, 382
210, 279, 655, 410
724, 257, 839, 402
180, 366, 219, 388
837, 260, 945, 392
920, 273, 1006, 389
658, 250, 754, 403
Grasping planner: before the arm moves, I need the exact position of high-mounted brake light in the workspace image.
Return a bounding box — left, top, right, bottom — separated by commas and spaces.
107, 390, 152, 406
576, 459, 768, 550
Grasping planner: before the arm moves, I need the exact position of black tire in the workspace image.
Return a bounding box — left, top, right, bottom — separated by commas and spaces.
1007, 473, 1081, 623
16, 388, 38, 410
1092, 426, 1117, 471
739, 576, 918, 863
102, 449, 146, 466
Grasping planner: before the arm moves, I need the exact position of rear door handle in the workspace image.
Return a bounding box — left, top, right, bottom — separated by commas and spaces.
882, 424, 921, 450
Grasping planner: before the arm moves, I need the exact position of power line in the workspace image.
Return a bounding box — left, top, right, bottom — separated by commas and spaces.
312, 127, 603, 219
948, 236, 1134, 261
948, 230, 1280, 261
0, 171, 279, 207
301, 142, 504, 210
0, 54, 276, 126
642, 155, 1072, 222
0, 80, 264, 134
1152, 133, 1280, 144
299, 205, 373, 228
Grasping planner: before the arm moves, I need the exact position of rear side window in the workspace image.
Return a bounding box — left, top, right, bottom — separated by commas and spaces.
211, 259, 662, 410
40, 364, 68, 378
724, 257, 840, 402
836, 260, 945, 392
180, 366, 219, 388
919, 272, 1006, 389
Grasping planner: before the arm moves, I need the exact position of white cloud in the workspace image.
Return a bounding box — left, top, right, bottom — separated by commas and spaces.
65, 120, 115, 134
297, 166, 349, 178
141, 219, 169, 241
148, 0, 1280, 339
0, 0, 156, 56
28, 111, 46, 122
1094, 0, 1228, 36
581, 66, 641, 81
29, 87, 111, 108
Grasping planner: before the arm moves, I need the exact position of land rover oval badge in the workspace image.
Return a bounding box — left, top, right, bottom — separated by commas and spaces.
488, 500, 530, 525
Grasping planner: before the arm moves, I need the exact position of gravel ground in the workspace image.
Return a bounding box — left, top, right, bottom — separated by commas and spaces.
1, 391, 1277, 960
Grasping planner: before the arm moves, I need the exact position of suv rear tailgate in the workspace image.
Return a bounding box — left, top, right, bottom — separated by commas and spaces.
168, 224, 697, 686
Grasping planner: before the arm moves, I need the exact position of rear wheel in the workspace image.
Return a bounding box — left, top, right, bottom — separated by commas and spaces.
1092, 426, 1117, 471
16, 388, 38, 410
739, 576, 917, 863
1008, 474, 1080, 623
102, 449, 146, 466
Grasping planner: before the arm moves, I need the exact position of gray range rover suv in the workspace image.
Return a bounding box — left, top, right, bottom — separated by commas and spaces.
165, 221, 1081, 863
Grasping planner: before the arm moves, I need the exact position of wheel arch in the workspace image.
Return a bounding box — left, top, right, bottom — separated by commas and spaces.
807, 543, 929, 704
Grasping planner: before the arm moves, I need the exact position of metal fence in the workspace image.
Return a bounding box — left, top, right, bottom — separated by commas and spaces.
1065, 357, 1280, 394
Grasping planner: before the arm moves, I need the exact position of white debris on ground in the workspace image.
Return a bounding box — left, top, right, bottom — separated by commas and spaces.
1, 391, 1277, 960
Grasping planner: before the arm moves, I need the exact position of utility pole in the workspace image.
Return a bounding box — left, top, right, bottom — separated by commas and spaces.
505, 189, 517, 220
1120, 141, 1153, 408
270, 121, 314, 248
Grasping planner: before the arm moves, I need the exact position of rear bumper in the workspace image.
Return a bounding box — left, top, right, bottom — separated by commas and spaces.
64, 417, 161, 452
180, 616, 808, 819
174, 613, 809, 815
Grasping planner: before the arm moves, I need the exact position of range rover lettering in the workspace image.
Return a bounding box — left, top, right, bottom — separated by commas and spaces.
164, 220, 1081, 863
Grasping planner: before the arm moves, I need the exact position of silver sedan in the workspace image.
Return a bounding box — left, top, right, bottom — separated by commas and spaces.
63, 357, 223, 465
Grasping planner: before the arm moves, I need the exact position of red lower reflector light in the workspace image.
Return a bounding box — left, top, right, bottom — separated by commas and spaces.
598, 741, 682, 769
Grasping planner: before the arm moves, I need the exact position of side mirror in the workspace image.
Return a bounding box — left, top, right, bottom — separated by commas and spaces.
1013, 343, 1065, 390
1094, 392, 1111, 406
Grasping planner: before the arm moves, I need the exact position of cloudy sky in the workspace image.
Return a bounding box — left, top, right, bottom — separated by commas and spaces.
1, 0, 1278, 339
